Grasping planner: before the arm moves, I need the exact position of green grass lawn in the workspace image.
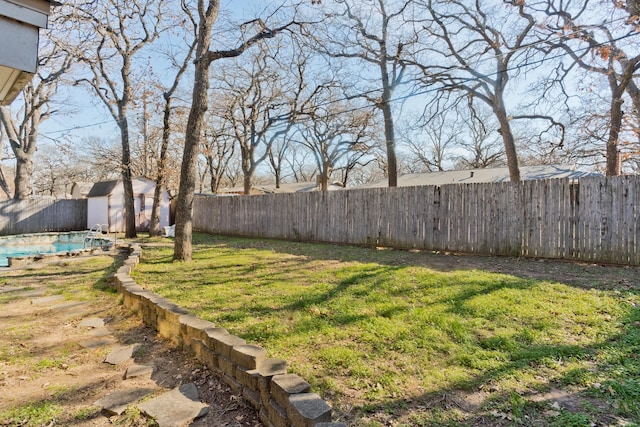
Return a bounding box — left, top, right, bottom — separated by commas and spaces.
132, 234, 640, 426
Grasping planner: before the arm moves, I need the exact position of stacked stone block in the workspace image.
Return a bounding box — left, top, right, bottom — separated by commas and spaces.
109, 245, 345, 427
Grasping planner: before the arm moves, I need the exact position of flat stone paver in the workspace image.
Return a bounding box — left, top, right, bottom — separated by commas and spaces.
50, 301, 88, 311
31, 295, 64, 305
90, 327, 112, 337
0, 286, 27, 294
124, 364, 154, 379
16, 289, 46, 298
93, 387, 156, 415
104, 344, 141, 365
78, 317, 106, 328
138, 383, 209, 427
79, 337, 117, 349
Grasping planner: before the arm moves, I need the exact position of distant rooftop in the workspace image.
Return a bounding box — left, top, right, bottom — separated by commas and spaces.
357, 164, 600, 188
218, 181, 344, 195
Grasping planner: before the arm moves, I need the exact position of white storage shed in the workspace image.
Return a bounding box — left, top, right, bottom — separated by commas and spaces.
86, 178, 170, 232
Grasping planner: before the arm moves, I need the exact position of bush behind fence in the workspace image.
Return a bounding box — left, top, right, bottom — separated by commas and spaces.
0, 199, 88, 235
193, 176, 640, 266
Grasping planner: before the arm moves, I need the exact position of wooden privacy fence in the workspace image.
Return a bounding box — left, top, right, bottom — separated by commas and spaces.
193, 176, 640, 266
0, 199, 87, 235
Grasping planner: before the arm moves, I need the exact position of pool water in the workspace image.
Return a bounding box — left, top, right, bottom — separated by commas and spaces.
0, 242, 85, 267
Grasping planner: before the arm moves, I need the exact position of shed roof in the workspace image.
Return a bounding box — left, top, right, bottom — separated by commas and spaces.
87, 178, 158, 198
71, 181, 94, 196
86, 180, 119, 198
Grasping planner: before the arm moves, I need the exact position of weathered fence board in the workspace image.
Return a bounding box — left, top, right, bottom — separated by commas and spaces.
0, 199, 88, 235
193, 176, 640, 266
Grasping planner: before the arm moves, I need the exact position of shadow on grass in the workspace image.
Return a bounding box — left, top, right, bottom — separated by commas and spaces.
0, 256, 123, 294
187, 234, 640, 292
346, 302, 640, 426
133, 234, 640, 425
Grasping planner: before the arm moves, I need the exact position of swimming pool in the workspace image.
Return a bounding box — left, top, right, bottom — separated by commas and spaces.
0, 242, 85, 267
0, 232, 111, 267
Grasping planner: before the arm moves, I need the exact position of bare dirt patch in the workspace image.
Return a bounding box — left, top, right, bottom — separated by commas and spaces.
0, 255, 261, 427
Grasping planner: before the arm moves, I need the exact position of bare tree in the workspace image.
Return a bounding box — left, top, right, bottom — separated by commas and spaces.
285, 144, 316, 183
314, 0, 419, 187
224, 156, 242, 188
335, 145, 378, 188
537, 0, 640, 175
400, 111, 458, 172
81, 136, 127, 180
295, 85, 376, 191
267, 137, 291, 189
201, 101, 236, 194
266, 50, 325, 189
454, 101, 505, 169
63, 0, 164, 237
148, 6, 197, 236
32, 143, 90, 198
415, 0, 564, 181
214, 42, 298, 195
0, 26, 72, 199
173, 0, 308, 260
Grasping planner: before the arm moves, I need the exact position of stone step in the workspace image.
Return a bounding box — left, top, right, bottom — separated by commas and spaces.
124, 364, 154, 379
93, 387, 156, 416
78, 317, 106, 328
104, 343, 141, 365
138, 382, 209, 427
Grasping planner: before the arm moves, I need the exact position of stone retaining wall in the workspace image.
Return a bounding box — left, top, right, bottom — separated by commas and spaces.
110, 244, 346, 427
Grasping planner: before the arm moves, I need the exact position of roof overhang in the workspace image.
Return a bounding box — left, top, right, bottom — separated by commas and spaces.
0, 66, 33, 105
0, 0, 55, 106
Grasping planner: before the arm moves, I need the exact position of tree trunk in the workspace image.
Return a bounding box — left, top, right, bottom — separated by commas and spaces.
174, 61, 210, 260
118, 111, 137, 238
625, 78, 640, 114
605, 96, 624, 176
341, 167, 350, 188
0, 165, 11, 198
142, 96, 149, 177
243, 172, 252, 195
605, 67, 630, 176
149, 182, 164, 236
241, 147, 252, 194
379, 61, 398, 187
275, 168, 281, 189
493, 92, 521, 182
381, 101, 398, 187
0, 106, 36, 199
209, 172, 218, 194
320, 163, 329, 191
13, 156, 33, 199
149, 95, 173, 236
173, 1, 218, 261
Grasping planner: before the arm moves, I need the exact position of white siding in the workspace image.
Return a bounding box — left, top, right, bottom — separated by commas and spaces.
87, 196, 108, 230
0, 17, 39, 72
160, 193, 170, 227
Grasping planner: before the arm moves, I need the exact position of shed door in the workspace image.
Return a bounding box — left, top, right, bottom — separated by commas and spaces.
87, 197, 109, 230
